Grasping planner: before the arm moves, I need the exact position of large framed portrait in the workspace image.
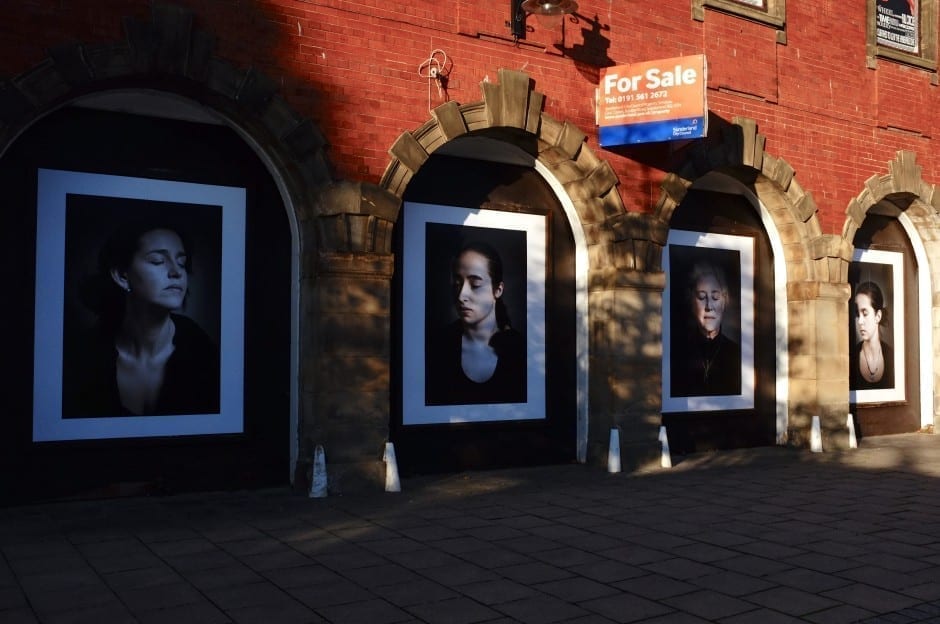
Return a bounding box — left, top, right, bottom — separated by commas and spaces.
849, 248, 905, 404
33, 169, 246, 441
401, 201, 546, 425
663, 230, 755, 412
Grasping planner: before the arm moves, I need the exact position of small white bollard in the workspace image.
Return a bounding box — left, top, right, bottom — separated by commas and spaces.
309, 444, 328, 498
810, 416, 823, 453
659, 425, 672, 468
847, 413, 858, 449
607, 428, 621, 474
383, 442, 401, 492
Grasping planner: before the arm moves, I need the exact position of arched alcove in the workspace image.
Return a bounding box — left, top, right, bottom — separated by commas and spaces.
654, 116, 842, 448
376, 69, 671, 468
0, 3, 334, 496
842, 151, 940, 434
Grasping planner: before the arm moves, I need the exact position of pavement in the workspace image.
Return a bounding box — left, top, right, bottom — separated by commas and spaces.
5, 434, 940, 623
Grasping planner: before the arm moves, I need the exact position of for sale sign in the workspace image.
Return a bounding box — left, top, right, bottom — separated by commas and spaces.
597, 55, 707, 146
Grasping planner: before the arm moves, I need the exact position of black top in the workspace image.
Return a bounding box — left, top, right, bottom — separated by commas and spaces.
62, 314, 220, 417
425, 321, 527, 406
851, 340, 895, 391
671, 331, 742, 398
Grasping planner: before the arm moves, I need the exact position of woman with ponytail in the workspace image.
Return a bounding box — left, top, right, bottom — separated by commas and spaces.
426, 241, 526, 405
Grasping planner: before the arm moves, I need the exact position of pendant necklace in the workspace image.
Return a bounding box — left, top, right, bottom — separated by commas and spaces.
702, 340, 722, 382
862, 344, 881, 381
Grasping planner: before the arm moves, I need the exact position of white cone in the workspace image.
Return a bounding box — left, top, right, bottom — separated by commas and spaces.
607, 428, 621, 474
847, 413, 858, 449
659, 425, 672, 468
309, 444, 328, 498
810, 416, 823, 453
383, 442, 401, 492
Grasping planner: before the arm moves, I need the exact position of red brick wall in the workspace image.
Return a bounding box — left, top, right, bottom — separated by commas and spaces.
2, 0, 938, 234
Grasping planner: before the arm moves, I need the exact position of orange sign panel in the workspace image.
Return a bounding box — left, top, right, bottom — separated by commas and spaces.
597, 55, 707, 146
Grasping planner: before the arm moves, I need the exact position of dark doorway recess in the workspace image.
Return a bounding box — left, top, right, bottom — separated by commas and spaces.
0, 106, 290, 503
391, 154, 578, 475
663, 189, 778, 455
850, 213, 921, 438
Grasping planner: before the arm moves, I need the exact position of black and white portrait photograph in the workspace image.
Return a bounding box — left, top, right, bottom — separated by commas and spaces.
849, 249, 905, 403
61, 194, 222, 419
663, 230, 755, 412
33, 169, 246, 441
401, 202, 546, 425
424, 223, 528, 407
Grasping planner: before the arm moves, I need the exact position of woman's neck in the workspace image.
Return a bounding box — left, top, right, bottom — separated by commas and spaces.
117, 308, 175, 358
861, 336, 882, 353
463, 315, 498, 343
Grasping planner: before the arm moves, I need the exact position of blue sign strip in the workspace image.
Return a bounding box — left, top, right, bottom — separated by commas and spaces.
599, 116, 706, 147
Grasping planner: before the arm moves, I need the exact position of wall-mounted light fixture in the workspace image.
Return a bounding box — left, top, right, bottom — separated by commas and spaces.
511, 0, 578, 40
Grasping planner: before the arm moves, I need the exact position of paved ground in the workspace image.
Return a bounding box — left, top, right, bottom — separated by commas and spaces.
5, 433, 940, 623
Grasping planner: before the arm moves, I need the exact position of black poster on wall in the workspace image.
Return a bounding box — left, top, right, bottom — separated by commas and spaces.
876, 0, 919, 53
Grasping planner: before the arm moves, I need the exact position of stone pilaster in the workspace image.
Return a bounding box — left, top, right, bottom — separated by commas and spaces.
588, 264, 666, 471
302, 251, 393, 493
787, 280, 852, 450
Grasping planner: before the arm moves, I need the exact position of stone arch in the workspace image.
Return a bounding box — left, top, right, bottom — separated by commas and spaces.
653, 116, 828, 285
842, 150, 939, 244
378, 69, 650, 272
0, 3, 337, 486
0, 5, 332, 213
841, 150, 940, 430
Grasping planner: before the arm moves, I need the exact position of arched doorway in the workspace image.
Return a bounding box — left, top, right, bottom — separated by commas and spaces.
390, 146, 579, 473
842, 152, 938, 441
0, 4, 344, 498
662, 184, 779, 452
0, 99, 293, 500
849, 212, 921, 436
379, 70, 638, 470
654, 118, 844, 451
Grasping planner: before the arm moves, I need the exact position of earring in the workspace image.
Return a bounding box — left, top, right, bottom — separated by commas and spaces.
124, 285, 131, 293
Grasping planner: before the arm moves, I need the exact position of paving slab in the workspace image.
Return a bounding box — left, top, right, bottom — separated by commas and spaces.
6, 433, 940, 622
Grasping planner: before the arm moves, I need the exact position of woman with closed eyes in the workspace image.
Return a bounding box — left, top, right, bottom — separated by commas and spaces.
64, 219, 219, 417
672, 262, 741, 397
425, 241, 526, 406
